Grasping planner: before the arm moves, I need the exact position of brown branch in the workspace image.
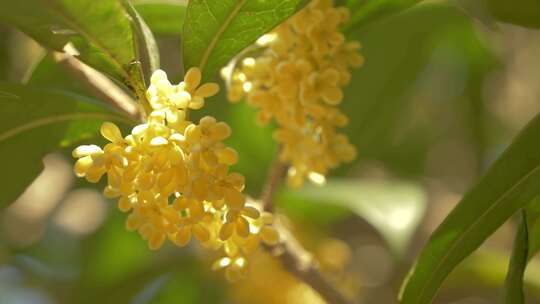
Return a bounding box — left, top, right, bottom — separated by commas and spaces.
260, 146, 286, 212
260, 150, 354, 304
51, 44, 141, 121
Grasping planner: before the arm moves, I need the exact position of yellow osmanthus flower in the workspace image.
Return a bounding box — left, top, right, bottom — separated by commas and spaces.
222, 0, 363, 188
73, 68, 279, 281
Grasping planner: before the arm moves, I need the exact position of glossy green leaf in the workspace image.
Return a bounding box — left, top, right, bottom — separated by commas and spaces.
182, 0, 307, 80
343, 0, 423, 32
399, 112, 540, 304
123, 0, 160, 75
279, 179, 427, 255
0, 83, 133, 207
503, 210, 528, 304
134, 1, 187, 36
0, 0, 146, 92
485, 0, 540, 28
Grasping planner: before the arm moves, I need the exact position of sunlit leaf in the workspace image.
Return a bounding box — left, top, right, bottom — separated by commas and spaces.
0, 0, 146, 93
0, 83, 133, 207
182, 0, 307, 80
399, 112, 540, 304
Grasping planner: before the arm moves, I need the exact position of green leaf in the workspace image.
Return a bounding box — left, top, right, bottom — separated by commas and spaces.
503, 210, 528, 304
122, 0, 160, 74
399, 112, 540, 304
341, 3, 498, 177
134, 1, 187, 36
0, 83, 133, 207
27, 55, 92, 95
279, 179, 427, 255
343, 0, 423, 32
79, 212, 151, 289
0, 26, 9, 81
0, 0, 146, 92
182, 0, 307, 80
445, 249, 540, 300
526, 198, 540, 258
485, 0, 540, 28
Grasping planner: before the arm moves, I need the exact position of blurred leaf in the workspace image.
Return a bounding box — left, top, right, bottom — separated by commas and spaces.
343, 0, 423, 31
79, 212, 151, 291
123, 0, 160, 75
0, 26, 9, 81
503, 210, 528, 304
28, 55, 91, 95
341, 3, 497, 177
76, 211, 225, 304
445, 249, 540, 300
134, 1, 187, 36
182, 0, 307, 80
0, 83, 133, 207
399, 112, 540, 304
194, 80, 276, 195
226, 103, 276, 193
0, 0, 146, 92
279, 179, 427, 255
526, 197, 540, 258
133, 270, 226, 304
485, 0, 540, 28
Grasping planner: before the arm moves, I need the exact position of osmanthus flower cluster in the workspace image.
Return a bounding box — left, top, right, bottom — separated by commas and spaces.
223, 0, 363, 188
72, 68, 279, 281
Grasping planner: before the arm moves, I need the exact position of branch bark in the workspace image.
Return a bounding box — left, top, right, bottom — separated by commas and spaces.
51, 44, 141, 121
260, 148, 286, 212
260, 150, 353, 304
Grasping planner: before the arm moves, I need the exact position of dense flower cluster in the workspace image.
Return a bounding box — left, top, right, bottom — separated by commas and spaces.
223, 0, 363, 188
73, 68, 279, 281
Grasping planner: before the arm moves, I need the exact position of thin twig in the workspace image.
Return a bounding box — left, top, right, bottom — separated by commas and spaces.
51, 44, 141, 121
260, 150, 354, 304
260, 146, 286, 212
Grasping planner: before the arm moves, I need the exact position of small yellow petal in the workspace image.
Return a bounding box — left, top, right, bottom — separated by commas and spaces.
224, 188, 245, 209
195, 83, 220, 98
117, 196, 132, 212
260, 226, 279, 245
184, 67, 201, 90
219, 222, 235, 240
100, 122, 123, 143
236, 217, 250, 238
175, 226, 192, 246
72, 145, 102, 158
74, 156, 93, 177
149, 233, 165, 250
193, 224, 210, 242
216, 147, 238, 165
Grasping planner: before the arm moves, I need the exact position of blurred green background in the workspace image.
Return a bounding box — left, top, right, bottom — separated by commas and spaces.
2, 1, 540, 303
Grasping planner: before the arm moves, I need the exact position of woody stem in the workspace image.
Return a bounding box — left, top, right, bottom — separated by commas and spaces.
260, 148, 354, 304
